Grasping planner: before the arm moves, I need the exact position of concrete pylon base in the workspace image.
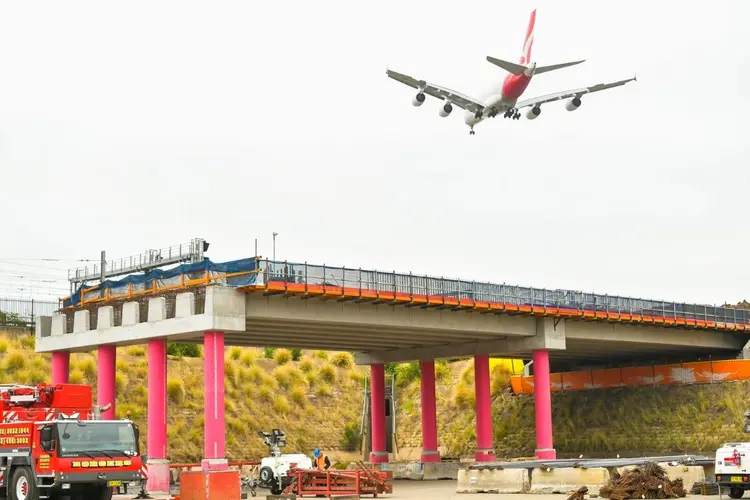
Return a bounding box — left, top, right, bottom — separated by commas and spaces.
201, 458, 229, 471
146, 459, 171, 493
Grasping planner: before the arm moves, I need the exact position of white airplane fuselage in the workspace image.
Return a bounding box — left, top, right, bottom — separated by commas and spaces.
464, 64, 536, 129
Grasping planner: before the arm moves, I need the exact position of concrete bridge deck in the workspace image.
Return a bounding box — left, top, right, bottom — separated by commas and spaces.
38, 258, 750, 365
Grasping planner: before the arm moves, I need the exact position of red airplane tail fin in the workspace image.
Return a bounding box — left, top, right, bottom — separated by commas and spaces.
520, 9, 536, 65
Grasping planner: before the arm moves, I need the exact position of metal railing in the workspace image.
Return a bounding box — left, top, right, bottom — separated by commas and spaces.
257, 259, 750, 325
68, 238, 207, 284
0, 297, 60, 327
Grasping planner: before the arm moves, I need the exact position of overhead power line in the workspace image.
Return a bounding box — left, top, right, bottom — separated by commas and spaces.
0, 260, 68, 271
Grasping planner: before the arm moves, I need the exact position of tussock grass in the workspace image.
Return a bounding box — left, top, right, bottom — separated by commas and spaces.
79, 359, 97, 380
20, 335, 35, 349
315, 383, 333, 397
273, 364, 303, 389
69, 369, 85, 384
127, 345, 146, 357
273, 348, 293, 365
5, 351, 26, 371
319, 364, 336, 383
312, 350, 328, 360
273, 395, 291, 414
167, 378, 186, 404
299, 358, 314, 373
290, 386, 308, 406
240, 349, 259, 367
330, 352, 353, 369
247, 365, 264, 383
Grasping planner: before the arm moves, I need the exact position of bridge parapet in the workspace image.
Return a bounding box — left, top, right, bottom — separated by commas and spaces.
54, 257, 750, 333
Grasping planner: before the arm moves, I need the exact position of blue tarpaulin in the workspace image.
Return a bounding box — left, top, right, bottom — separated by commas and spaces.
64, 258, 259, 308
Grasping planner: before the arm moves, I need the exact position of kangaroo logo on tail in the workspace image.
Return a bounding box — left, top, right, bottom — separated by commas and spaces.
520, 9, 536, 65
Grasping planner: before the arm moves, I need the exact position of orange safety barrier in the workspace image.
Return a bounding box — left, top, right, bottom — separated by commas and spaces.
177, 470, 241, 500
510, 358, 750, 393
244, 280, 750, 333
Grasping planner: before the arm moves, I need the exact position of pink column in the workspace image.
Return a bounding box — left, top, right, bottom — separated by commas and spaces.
97, 345, 116, 420
474, 354, 495, 462
147, 339, 170, 493
51, 351, 70, 384
203, 331, 227, 471
533, 349, 556, 459
419, 360, 440, 463
369, 363, 388, 463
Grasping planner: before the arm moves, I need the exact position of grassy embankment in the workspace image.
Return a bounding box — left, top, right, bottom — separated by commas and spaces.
0, 331, 366, 463
396, 357, 750, 458
4, 329, 750, 461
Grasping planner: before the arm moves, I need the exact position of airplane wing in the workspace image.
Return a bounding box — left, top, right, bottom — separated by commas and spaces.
386, 69, 486, 114
514, 76, 636, 110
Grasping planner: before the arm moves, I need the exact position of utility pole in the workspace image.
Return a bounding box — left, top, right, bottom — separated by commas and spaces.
272, 232, 278, 261
100, 250, 106, 283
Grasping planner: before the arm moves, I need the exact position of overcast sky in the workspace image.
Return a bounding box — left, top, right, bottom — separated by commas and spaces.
1, 1, 748, 306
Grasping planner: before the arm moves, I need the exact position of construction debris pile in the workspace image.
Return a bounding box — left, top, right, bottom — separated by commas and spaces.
567, 485, 589, 500
600, 462, 687, 500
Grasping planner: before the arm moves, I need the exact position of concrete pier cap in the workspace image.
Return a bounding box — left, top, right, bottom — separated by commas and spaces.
354, 316, 566, 365
34, 285, 246, 353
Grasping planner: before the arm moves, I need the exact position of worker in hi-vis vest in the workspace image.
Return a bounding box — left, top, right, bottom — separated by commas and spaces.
313, 448, 331, 470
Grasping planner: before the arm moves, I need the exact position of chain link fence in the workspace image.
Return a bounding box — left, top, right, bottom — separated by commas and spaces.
0, 297, 60, 328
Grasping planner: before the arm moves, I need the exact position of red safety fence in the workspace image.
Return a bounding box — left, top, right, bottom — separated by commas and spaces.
168, 461, 260, 469
283, 463, 392, 498
510, 358, 750, 393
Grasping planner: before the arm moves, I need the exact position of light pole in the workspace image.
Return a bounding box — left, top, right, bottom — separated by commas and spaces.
273, 232, 278, 261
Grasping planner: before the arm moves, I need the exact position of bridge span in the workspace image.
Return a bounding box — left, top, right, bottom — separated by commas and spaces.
35, 256, 750, 493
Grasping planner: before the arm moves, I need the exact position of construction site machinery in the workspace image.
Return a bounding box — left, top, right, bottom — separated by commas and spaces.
0, 383, 145, 500
256, 429, 312, 495
715, 411, 750, 499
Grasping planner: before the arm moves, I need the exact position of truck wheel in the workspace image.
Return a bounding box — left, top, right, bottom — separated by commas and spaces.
730, 487, 745, 499
259, 466, 274, 486
270, 483, 283, 495
98, 486, 114, 500
10, 466, 39, 500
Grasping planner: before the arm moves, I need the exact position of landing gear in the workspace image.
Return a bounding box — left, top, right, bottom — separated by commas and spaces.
469, 127, 475, 135
503, 108, 521, 120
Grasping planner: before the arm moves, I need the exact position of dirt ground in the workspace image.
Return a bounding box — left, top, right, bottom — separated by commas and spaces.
113, 479, 728, 499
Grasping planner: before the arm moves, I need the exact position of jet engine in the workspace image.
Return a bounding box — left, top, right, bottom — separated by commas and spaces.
526, 106, 541, 120
565, 96, 582, 111
412, 93, 426, 107
439, 103, 453, 117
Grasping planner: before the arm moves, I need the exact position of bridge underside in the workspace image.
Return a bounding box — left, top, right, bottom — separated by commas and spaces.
35, 287, 748, 367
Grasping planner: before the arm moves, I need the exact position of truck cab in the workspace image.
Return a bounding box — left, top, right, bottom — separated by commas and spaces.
0, 383, 145, 500
715, 411, 750, 499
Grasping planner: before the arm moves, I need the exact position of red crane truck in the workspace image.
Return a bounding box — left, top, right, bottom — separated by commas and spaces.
0, 383, 146, 500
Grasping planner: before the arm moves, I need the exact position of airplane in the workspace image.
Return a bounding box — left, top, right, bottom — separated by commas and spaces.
386, 9, 636, 135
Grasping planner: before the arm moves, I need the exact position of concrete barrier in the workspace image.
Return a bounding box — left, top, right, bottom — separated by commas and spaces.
457, 468, 530, 493
423, 462, 462, 480
354, 461, 462, 480
530, 467, 611, 495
